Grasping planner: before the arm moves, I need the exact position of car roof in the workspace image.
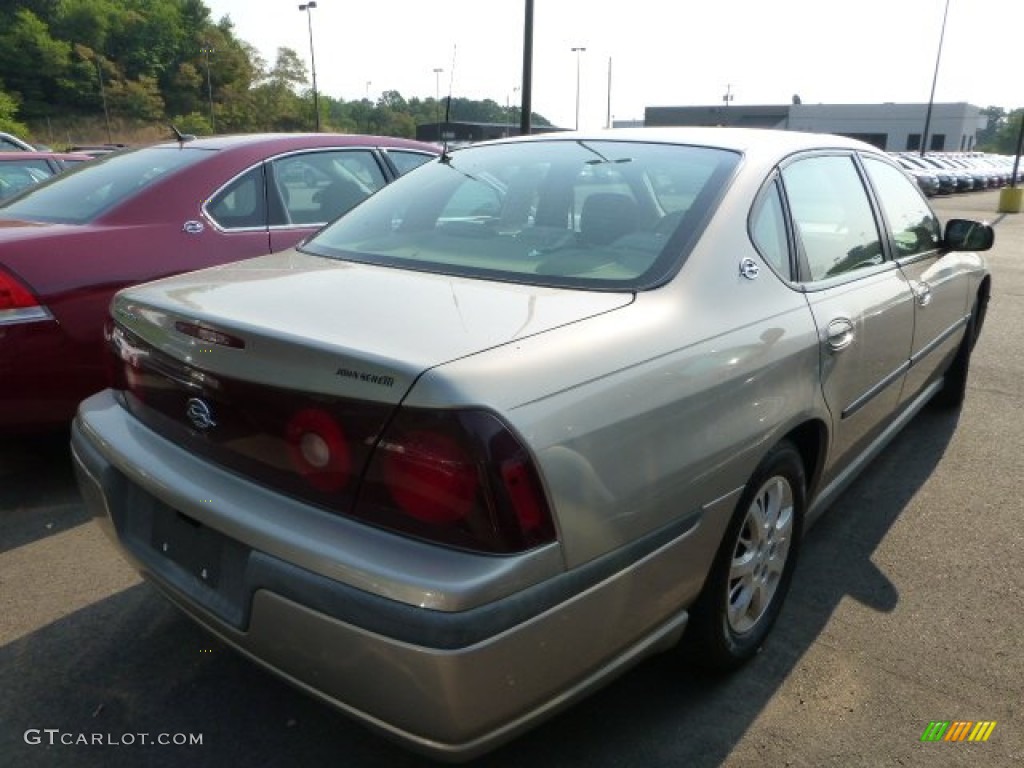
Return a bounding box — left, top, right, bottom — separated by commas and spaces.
0, 150, 93, 161
475, 126, 882, 159
146, 132, 439, 154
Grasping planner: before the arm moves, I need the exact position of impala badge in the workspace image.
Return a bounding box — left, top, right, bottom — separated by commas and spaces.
186, 398, 217, 430
183, 220, 205, 235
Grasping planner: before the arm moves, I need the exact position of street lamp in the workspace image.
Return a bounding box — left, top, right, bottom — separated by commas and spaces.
298, 2, 320, 131
433, 67, 444, 135
571, 46, 586, 130
95, 56, 112, 144
920, 0, 950, 155
200, 43, 216, 132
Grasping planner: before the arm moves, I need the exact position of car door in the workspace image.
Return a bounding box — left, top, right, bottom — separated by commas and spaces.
780, 153, 916, 474
859, 155, 968, 405
267, 149, 390, 252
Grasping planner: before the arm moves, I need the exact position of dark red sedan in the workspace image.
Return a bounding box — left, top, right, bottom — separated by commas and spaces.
0, 133, 439, 431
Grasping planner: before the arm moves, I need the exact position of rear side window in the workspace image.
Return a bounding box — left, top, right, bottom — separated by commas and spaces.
0, 159, 55, 199
750, 180, 791, 278
0, 147, 208, 224
387, 150, 435, 175
207, 165, 267, 230
304, 140, 739, 291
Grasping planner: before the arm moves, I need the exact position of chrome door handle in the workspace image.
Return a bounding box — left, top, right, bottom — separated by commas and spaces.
826, 317, 855, 351
912, 280, 933, 307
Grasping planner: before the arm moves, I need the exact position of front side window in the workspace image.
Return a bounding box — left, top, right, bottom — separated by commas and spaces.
303, 140, 739, 291
861, 156, 940, 258
781, 155, 883, 282
0, 147, 209, 224
269, 149, 387, 226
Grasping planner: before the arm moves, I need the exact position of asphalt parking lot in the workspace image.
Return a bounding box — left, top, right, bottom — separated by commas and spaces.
1, 189, 1021, 767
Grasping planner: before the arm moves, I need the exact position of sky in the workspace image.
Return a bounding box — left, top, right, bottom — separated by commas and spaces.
203, 0, 1024, 130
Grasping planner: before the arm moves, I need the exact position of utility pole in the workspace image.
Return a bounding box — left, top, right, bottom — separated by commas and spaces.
96, 57, 112, 144
200, 43, 216, 132
520, 0, 533, 136
298, 2, 320, 131
571, 46, 586, 130
921, 0, 951, 155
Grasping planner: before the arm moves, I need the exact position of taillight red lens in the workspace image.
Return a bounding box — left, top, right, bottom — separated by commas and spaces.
501, 457, 546, 534
0, 268, 39, 310
358, 408, 556, 553
382, 430, 478, 524
286, 408, 353, 492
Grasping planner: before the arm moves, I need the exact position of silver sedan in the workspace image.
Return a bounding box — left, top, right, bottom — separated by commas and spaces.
72, 128, 993, 760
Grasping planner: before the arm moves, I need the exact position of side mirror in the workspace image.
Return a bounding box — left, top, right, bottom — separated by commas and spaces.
944, 218, 994, 252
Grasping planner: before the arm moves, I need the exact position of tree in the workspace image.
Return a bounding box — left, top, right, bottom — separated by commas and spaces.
975, 106, 1006, 150
991, 110, 1024, 155
0, 84, 30, 136
0, 9, 72, 117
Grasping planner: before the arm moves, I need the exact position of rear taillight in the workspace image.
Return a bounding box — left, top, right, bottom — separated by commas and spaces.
108, 322, 556, 554
286, 408, 353, 492
0, 268, 40, 311
382, 430, 478, 524
358, 408, 556, 553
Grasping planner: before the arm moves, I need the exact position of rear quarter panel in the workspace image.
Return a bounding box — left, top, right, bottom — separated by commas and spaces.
409, 193, 828, 570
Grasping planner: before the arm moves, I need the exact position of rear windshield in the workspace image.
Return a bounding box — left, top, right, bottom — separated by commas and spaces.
0, 146, 209, 224
303, 139, 740, 290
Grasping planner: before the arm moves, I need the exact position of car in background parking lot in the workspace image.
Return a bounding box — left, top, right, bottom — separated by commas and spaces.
891, 154, 940, 196
0, 150, 92, 199
0, 132, 438, 432
0, 131, 37, 151
73, 127, 993, 760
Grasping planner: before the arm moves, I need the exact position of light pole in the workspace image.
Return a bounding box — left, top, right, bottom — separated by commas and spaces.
520, 0, 533, 136
298, 2, 320, 131
200, 43, 216, 132
95, 56, 112, 144
571, 46, 586, 130
921, 0, 950, 155
433, 67, 444, 137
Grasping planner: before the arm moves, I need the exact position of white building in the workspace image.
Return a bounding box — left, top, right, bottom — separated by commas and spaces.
642, 102, 983, 152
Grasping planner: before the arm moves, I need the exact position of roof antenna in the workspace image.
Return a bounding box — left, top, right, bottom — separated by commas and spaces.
170, 124, 196, 144
440, 44, 457, 163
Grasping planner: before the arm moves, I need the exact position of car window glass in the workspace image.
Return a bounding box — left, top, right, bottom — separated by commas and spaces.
270, 150, 386, 226
861, 156, 941, 258
0, 160, 55, 199
207, 165, 267, 230
387, 150, 435, 176
304, 140, 740, 291
782, 155, 883, 282
750, 180, 790, 278
0, 147, 208, 224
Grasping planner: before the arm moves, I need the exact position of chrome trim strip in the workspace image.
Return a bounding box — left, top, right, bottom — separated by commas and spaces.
841, 360, 911, 420
808, 377, 942, 528
909, 314, 968, 368
0, 306, 54, 326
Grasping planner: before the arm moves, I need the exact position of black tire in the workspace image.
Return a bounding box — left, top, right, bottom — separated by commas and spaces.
687, 441, 806, 672
931, 297, 982, 410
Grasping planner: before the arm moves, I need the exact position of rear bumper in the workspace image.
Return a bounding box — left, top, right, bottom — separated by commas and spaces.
72, 390, 726, 760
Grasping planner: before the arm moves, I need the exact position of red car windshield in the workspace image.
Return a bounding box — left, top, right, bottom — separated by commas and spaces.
0, 146, 210, 224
